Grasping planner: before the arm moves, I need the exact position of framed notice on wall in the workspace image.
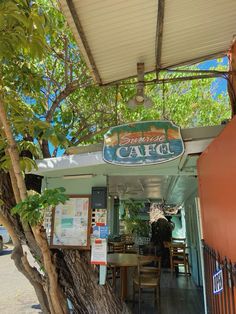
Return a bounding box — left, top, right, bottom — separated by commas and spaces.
50, 195, 91, 249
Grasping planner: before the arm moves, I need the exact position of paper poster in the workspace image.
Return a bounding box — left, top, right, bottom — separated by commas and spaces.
92, 225, 109, 239
91, 239, 107, 265
51, 196, 90, 248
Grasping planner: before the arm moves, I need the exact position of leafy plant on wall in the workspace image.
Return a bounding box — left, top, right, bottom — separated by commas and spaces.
123, 201, 150, 237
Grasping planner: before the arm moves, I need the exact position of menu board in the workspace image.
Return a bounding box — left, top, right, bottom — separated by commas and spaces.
50, 195, 91, 249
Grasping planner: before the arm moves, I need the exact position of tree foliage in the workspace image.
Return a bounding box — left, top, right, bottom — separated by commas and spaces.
0, 0, 47, 58
12, 187, 68, 225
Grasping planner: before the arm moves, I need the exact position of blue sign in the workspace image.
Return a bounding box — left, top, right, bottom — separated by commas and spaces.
103, 120, 184, 166
99, 226, 109, 239
93, 225, 109, 239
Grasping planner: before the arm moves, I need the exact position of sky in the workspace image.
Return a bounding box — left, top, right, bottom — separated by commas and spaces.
198, 57, 228, 95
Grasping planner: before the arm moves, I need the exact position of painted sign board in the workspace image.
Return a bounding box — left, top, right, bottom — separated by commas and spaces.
213, 269, 223, 294
91, 238, 107, 265
103, 121, 184, 166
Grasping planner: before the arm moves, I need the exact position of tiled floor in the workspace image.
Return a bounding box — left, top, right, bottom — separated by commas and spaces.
121, 269, 204, 314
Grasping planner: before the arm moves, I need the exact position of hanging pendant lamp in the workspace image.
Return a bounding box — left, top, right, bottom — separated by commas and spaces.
127, 63, 153, 109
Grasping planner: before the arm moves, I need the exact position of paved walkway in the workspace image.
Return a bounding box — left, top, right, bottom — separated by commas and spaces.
0, 245, 41, 314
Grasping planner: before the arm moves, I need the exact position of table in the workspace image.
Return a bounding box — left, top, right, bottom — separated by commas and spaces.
107, 253, 139, 301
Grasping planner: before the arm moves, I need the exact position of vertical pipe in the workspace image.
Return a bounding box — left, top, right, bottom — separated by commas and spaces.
229, 261, 235, 314
219, 259, 224, 314
205, 244, 212, 314
226, 258, 231, 314
195, 198, 207, 314
211, 248, 217, 314
215, 253, 220, 314
205, 246, 211, 314
230, 262, 236, 314
223, 260, 228, 314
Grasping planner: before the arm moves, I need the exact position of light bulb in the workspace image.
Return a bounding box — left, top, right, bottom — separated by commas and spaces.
135, 95, 144, 103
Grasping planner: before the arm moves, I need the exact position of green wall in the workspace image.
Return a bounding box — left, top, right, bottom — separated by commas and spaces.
44, 175, 107, 195
184, 190, 203, 286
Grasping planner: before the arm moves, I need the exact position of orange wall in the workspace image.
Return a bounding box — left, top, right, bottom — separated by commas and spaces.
197, 116, 236, 261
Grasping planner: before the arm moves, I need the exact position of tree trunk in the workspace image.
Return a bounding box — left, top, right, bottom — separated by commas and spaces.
56, 249, 130, 314
0, 98, 69, 314
0, 172, 50, 314
228, 37, 236, 117
32, 225, 69, 314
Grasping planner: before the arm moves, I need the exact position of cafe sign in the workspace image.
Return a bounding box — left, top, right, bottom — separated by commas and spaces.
103, 120, 184, 166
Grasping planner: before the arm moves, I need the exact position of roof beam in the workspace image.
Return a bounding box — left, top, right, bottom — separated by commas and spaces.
155, 0, 165, 72
66, 0, 102, 85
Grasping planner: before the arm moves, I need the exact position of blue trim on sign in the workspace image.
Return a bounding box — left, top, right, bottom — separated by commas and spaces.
103, 120, 185, 166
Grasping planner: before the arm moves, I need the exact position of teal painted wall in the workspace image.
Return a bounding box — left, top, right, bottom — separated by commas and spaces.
172, 213, 185, 238
184, 191, 203, 286
44, 175, 107, 195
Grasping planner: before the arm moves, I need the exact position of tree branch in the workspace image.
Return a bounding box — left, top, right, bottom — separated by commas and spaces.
64, 37, 69, 85
227, 38, 236, 117
73, 127, 110, 145
45, 80, 92, 123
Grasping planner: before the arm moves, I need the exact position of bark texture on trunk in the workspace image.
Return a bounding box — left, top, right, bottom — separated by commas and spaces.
228, 37, 236, 117
0, 172, 23, 240
32, 225, 69, 314
57, 249, 130, 314
0, 98, 69, 314
0, 100, 28, 200
0, 172, 50, 314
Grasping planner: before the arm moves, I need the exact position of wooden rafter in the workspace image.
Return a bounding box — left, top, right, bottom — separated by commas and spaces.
66, 0, 102, 85
155, 0, 165, 72
101, 54, 226, 87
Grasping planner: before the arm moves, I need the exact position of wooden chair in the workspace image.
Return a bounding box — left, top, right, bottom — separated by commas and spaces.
120, 234, 136, 253
124, 243, 137, 254
138, 244, 157, 256
169, 242, 190, 275
109, 241, 125, 253
108, 242, 125, 288
133, 255, 161, 313
171, 237, 186, 244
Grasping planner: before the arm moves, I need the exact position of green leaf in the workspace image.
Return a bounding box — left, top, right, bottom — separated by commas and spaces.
11, 188, 69, 226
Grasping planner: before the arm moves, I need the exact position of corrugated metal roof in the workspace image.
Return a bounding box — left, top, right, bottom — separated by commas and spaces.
59, 0, 236, 85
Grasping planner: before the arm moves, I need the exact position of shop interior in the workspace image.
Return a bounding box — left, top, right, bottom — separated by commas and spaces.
106, 174, 202, 313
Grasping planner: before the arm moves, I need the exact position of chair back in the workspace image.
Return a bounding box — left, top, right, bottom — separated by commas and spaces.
137, 255, 161, 278
121, 234, 133, 243
169, 241, 190, 275
133, 255, 162, 311
109, 241, 125, 253
170, 242, 186, 256
138, 244, 157, 256
171, 237, 186, 244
